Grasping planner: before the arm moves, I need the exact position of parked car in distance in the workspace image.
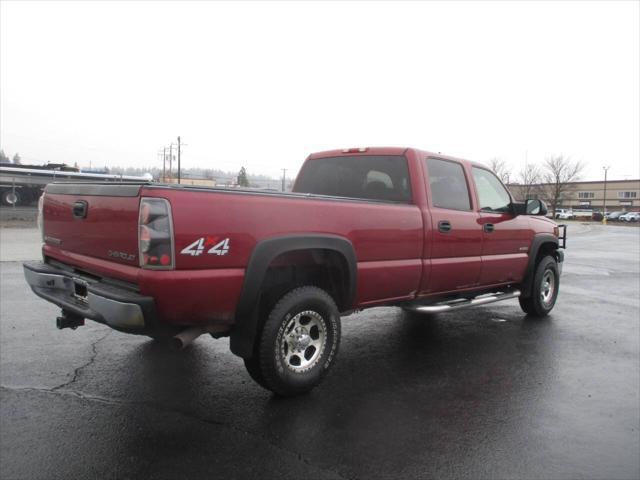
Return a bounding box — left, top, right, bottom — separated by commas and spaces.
555, 209, 574, 220
605, 211, 624, 221
572, 209, 594, 220
620, 212, 640, 222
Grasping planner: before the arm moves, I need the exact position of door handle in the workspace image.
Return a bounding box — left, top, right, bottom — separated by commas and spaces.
438, 220, 452, 233
483, 223, 495, 233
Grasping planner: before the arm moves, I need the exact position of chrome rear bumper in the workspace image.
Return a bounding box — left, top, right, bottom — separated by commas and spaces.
23, 261, 155, 330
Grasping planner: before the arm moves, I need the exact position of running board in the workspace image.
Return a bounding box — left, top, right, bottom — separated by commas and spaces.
407, 290, 521, 313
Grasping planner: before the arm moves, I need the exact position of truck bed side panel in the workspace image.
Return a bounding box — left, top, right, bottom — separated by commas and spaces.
143, 187, 424, 307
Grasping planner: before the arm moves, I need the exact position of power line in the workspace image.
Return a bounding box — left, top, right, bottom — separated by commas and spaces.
157, 149, 166, 182
158, 138, 187, 183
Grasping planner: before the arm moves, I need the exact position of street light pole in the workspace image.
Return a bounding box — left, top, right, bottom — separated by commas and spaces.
602, 166, 610, 224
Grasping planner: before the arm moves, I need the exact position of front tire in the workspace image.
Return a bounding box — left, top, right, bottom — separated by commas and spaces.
519, 255, 559, 317
249, 286, 341, 396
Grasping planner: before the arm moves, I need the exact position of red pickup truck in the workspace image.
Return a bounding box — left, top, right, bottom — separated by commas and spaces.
24, 147, 565, 396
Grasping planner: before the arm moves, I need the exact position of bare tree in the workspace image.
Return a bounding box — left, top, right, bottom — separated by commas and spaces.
488, 157, 511, 184
518, 163, 542, 201
541, 155, 584, 217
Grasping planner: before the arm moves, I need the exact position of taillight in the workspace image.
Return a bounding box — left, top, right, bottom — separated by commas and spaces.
138, 198, 174, 269
37, 193, 45, 242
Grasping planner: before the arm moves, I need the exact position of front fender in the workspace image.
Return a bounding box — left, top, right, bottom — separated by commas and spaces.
521, 233, 560, 298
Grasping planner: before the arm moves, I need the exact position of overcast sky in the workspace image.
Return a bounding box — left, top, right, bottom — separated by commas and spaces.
1, 1, 638, 181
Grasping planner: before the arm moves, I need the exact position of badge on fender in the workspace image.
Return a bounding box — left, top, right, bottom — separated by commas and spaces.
181, 236, 230, 256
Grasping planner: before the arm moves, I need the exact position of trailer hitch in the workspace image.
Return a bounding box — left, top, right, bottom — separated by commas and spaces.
56, 311, 85, 330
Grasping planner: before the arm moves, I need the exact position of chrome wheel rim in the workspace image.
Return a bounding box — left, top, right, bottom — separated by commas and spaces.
540, 270, 556, 306
279, 310, 326, 373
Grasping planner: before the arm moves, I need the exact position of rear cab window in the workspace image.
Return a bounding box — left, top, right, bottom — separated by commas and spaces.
294, 155, 412, 203
425, 158, 472, 210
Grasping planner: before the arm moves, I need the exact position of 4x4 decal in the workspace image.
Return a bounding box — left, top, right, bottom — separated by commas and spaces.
181, 236, 230, 256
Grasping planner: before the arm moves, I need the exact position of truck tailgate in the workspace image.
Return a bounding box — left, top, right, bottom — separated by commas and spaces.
43, 184, 142, 267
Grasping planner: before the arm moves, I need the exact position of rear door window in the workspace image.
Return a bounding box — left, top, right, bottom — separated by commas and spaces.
294, 155, 412, 203
425, 158, 471, 210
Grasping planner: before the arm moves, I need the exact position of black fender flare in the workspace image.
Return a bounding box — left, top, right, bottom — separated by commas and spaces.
230, 234, 357, 359
521, 233, 559, 298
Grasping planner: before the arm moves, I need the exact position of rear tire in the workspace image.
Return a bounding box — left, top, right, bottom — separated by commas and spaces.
519, 255, 559, 317
248, 286, 341, 396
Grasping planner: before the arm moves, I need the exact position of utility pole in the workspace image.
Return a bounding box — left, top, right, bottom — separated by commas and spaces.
177, 136, 181, 184
163, 147, 167, 182
168, 144, 174, 181
158, 149, 166, 182
602, 166, 610, 224
281, 168, 287, 192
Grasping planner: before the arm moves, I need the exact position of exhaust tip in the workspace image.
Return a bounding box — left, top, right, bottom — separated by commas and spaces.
170, 336, 185, 351
171, 327, 205, 350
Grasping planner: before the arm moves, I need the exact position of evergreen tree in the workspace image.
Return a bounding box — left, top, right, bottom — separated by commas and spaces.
237, 166, 250, 187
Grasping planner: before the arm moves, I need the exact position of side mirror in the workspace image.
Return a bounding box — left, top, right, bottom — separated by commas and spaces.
525, 199, 548, 216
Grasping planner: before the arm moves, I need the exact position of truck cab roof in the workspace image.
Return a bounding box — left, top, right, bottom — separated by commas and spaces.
307, 146, 486, 170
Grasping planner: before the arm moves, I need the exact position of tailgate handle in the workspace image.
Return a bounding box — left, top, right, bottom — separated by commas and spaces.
73, 201, 88, 219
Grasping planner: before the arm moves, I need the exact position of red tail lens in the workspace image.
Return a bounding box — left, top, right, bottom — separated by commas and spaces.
138, 198, 174, 269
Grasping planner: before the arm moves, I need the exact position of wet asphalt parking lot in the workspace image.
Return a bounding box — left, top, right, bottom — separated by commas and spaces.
1, 222, 639, 480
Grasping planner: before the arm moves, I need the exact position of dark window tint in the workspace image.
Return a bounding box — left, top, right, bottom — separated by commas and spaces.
425, 158, 471, 210
472, 167, 512, 212
294, 155, 411, 203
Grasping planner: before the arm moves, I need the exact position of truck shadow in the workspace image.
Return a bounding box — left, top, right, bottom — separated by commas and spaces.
251, 306, 560, 476
108, 307, 560, 478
